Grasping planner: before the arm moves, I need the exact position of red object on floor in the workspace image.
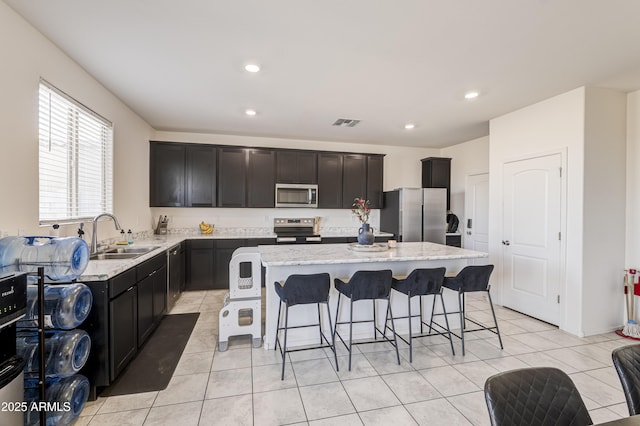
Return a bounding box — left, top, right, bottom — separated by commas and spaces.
616, 329, 640, 340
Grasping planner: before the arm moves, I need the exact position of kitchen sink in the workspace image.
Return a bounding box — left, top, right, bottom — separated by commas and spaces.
90, 246, 161, 260
104, 246, 160, 254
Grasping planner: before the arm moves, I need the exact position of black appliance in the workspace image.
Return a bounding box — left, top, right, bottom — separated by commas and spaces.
0, 272, 27, 426
273, 218, 322, 244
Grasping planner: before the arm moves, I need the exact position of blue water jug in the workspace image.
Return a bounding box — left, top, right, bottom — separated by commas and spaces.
24, 374, 90, 426
0, 236, 89, 281
17, 329, 91, 378
19, 283, 93, 329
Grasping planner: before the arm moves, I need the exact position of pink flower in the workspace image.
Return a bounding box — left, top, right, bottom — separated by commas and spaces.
351, 198, 371, 224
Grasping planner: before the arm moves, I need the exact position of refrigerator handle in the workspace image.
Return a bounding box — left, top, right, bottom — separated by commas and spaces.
467, 218, 472, 229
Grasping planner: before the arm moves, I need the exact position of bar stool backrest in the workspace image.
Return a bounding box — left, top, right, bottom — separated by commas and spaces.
349, 270, 393, 301
612, 343, 640, 415
453, 264, 494, 292
281, 273, 330, 306
403, 267, 446, 295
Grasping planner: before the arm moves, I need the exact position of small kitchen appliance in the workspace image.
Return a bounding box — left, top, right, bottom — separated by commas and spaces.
273, 218, 322, 244
275, 184, 318, 208
155, 215, 168, 235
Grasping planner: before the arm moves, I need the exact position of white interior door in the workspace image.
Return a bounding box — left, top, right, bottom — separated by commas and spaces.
502, 153, 562, 325
464, 173, 489, 265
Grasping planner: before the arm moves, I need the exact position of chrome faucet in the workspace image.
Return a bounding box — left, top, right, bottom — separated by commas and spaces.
91, 213, 122, 253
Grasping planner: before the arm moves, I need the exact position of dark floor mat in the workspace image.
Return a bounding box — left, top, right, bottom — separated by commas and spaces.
100, 312, 199, 396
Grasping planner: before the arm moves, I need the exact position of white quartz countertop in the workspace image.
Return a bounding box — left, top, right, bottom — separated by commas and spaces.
78, 228, 397, 281
258, 241, 488, 267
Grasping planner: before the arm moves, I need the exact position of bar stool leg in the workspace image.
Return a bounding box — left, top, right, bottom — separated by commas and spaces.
372, 300, 377, 340
387, 298, 401, 365
487, 289, 504, 349
458, 291, 465, 356
333, 293, 341, 344
428, 292, 437, 334
281, 303, 290, 380
439, 292, 455, 356
407, 292, 413, 363
317, 303, 322, 345
325, 302, 339, 372
275, 300, 282, 351
349, 298, 354, 371
419, 296, 424, 334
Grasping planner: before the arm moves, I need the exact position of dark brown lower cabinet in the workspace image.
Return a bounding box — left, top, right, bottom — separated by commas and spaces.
186, 240, 215, 290
109, 285, 137, 381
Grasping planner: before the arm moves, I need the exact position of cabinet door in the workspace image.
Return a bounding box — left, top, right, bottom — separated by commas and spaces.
186, 145, 217, 207
276, 151, 317, 184
109, 285, 137, 380
218, 147, 247, 207
342, 154, 367, 208
152, 265, 167, 323
317, 153, 343, 208
150, 143, 185, 207
367, 155, 384, 209
137, 274, 154, 345
186, 240, 215, 290
213, 239, 246, 289
276, 151, 298, 183
247, 149, 276, 208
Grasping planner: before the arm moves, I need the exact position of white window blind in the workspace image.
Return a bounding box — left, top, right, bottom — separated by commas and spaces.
38, 80, 113, 223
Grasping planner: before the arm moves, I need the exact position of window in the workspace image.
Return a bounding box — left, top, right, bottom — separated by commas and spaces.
38, 80, 113, 223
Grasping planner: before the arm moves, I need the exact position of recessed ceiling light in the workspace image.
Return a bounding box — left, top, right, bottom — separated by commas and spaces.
245, 64, 260, 73
245, 109, 257, 116
404, 123, 415, 130
464, 91, 479, 100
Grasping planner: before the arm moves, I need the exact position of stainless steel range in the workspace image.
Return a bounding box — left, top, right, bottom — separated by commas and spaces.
273, 218, 322, 244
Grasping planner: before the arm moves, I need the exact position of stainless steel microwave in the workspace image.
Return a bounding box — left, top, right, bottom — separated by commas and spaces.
275, 183, 318, 208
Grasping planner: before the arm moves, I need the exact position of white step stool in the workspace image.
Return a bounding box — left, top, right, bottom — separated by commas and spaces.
218, 247, 262, 351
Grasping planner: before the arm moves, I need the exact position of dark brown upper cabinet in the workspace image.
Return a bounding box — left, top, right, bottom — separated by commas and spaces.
317, 153, 343, 208
421, 157, 451, 210
342, 154, 367, 208
150, 142, 186, 207
276, 150, 317, 184
186, 145, 216, 207
217, 147, 247, 207
366, 155, 384, 209
247, 148, 276, 207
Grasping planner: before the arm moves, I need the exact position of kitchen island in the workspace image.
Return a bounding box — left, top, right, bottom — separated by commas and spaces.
259, 242, 488, 349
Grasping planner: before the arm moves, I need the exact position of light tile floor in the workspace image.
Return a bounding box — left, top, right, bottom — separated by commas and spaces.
77, 289, 635, 425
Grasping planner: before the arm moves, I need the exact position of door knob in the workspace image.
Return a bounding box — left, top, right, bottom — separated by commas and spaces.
502, 240, 510, 246
466, 231, 472, 235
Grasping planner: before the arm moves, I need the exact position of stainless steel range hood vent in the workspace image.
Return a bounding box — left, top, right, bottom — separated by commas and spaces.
332, 118, 361, 127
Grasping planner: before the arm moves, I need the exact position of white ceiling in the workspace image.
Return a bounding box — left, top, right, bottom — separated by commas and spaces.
6, 0, 640, 148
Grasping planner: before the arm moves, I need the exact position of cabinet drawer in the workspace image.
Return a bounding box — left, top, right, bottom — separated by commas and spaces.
136, 254, 166, 281
188, 239, 214, 250
109, 268, 137, 299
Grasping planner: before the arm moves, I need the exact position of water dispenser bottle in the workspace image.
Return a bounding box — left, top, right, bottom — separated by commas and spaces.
0, 236, 90, 281
19, 283, 93, 330
24, 374, 90, 426
17, 329, 91, 377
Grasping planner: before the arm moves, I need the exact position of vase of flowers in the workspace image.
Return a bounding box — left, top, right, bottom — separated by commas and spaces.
352, 197, 374, 245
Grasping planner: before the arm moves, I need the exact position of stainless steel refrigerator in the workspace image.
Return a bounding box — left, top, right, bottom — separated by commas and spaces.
380, 188, 447, 244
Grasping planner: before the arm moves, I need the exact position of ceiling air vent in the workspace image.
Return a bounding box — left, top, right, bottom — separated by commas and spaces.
332, 118, 361, 128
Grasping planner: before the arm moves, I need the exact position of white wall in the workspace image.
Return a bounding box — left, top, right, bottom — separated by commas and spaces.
489, 87, 628, 336
627, 90, 640, 267
152, 131, 438, 231
490, 88, 586, 335
582, 87, 627, 334
440, 136, 490, 226
0, 3, 154, 243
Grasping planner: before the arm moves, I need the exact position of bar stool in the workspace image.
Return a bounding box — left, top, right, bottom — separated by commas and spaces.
431, 264, 502, 355
384, 267, 455, 362
274, 273, 338, 380
333, 269, 399, 371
